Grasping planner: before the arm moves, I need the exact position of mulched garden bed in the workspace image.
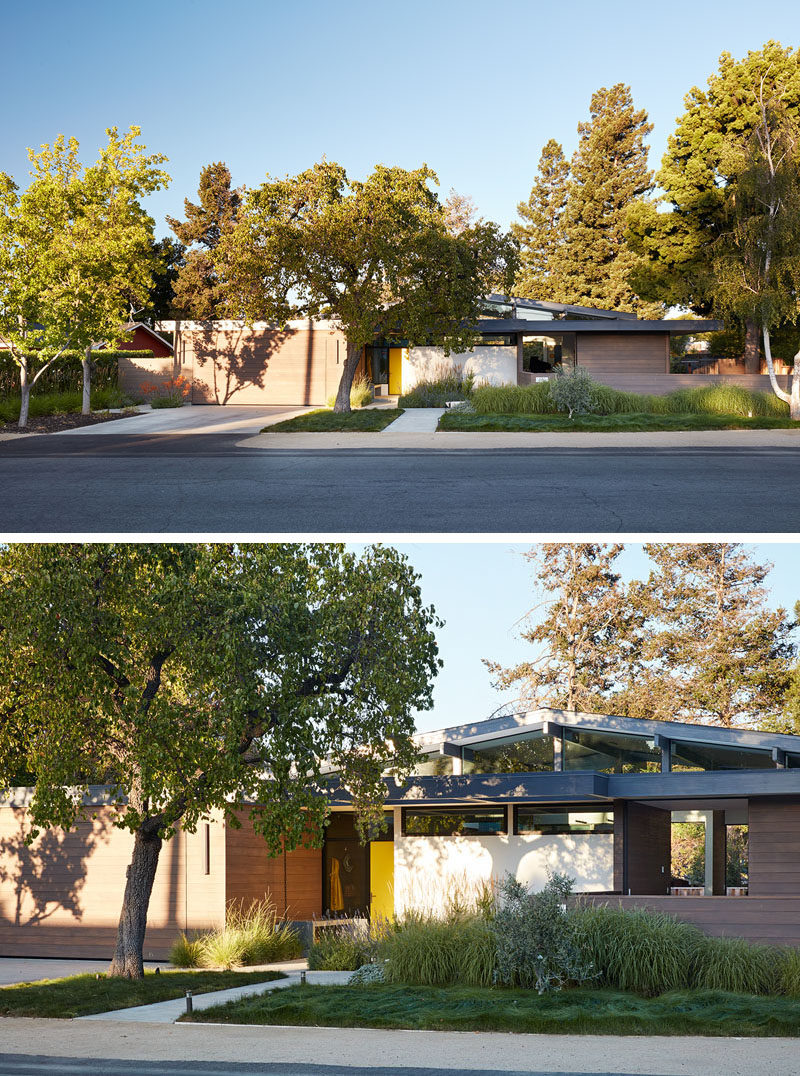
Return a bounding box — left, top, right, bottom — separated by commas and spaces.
0, 410, 139, 434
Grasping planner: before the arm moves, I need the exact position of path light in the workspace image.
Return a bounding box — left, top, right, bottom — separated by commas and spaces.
300, 971, 307, 985
185, 990, 193, 1015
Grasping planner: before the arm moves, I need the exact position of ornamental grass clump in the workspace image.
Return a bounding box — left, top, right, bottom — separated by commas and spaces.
778, 947, 800, 997
492, 873, 595, 994
382, 916, 496, 987
399, 365, 475, 408
471, 383, 553, 414
307, 918, 384, 971
691, 935, 779, 995
574, 905, 702, 996
326, 374, 373, 409
169, 899, 301, 969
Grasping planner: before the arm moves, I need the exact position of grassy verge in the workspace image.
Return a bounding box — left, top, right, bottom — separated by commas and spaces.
438, 411, 799, 433
263, 408, 403, 432
183, 982, 800, 1036
0, 969, 285, 1019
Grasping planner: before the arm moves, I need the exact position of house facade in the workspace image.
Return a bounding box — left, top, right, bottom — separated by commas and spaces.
3, 707, 800, 959
116, 299, 789, 406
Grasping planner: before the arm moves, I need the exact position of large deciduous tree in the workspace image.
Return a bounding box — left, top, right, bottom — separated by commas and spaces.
0, 543, 441, 979
628, 42, 800, 370
557, 85, 659, 314
0, 127, 169, 425
167, 162, 241, 319
512, 139, 570, 300
222, 161, 518, 412
485, 544, 636, 712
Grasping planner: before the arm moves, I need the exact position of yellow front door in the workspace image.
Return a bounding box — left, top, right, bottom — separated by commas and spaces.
388, 348, 405, 395
369, 841, 394, 922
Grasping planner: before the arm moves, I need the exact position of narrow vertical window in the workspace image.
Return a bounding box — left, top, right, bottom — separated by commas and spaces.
203, 823, 211, 875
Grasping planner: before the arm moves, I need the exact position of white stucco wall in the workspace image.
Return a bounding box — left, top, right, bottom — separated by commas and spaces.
394, 833, 613, 917
403, 346, 517, 391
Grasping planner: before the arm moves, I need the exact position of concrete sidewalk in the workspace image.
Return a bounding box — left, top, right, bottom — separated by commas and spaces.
78, 968, 351, 1023
382, 408, 444, 432
0, 1018, 798, 1074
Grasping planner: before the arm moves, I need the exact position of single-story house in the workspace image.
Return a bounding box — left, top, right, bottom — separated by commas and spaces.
3, 707, 800, 959
114, 298, 790, 405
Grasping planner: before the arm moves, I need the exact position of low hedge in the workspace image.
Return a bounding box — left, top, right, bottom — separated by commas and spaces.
0, 350, 153, 397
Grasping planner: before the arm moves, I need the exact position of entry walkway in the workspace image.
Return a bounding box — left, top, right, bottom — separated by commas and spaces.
79, 967, 351, 1023
382, 408, 444, 432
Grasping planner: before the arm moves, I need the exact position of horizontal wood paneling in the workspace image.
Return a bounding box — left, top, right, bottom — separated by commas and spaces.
576, 333, 667, 378
749, 799, 800, 896
574, 894, 800, 946
0, 805, 226, 961
624, 803, 671, 895
118, 355, 181, 395
225, 809, 322, 920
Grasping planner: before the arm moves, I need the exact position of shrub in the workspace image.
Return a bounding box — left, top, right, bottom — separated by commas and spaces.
492, 873, 594, 994
382, 916, 496, 988
326, 374, 373, 409
0, 349, 149, 398
347, 961, 386, 985
141, 375, 190, 408
168, 899, 301, 970
692, 936, 779, 995
308, 919, 379, 971
549, 365, 595, 419
0, 386, 132, 425
150, 396, 185, 409
574, 905, 702, 996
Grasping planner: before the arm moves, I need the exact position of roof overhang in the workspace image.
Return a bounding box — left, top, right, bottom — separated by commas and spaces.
476, 319, 723, 334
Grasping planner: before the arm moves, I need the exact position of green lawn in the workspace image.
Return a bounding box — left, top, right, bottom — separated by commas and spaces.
183, 982, 800, 1036
0, 969, 285, 1019
438, 411, 799, 433
263, 408, 403, 432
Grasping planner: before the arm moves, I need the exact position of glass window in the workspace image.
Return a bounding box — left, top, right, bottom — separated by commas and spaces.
402, 807, 507, 836
516, 808, 614, 834
563, 729, 660, 774
477, 333, 516, 346
522, 333, 576, 372
670, 741, 774, 771
410, 753, 456, 777
466, 733, 554, 775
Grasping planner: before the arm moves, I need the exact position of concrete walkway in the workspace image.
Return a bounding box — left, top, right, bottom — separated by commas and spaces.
1, 1019, 799, 1075
382, 408, 444, 432
78, 968, 351, 1023
53, 404, 313, 437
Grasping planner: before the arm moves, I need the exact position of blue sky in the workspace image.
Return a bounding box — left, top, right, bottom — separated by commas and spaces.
2, 0, 798, 236
368, 543, 800, 734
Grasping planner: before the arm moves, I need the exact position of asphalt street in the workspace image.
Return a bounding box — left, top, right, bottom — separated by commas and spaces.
1, 432, 799, 533
0, 1062, 641, 1076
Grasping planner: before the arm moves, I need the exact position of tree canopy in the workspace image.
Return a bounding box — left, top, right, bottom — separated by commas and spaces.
0, 543, 441, 977
512, 139, 570, 300
0, 126, 169, 425
167, 161, 241, 319
222, 160, 518, 411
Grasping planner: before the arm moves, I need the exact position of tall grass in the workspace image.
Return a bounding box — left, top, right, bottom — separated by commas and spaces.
779, 947, 800, 997
472, 380, 791, 418
399, 366, 475, 408
169, 899, 301, 969
574, 906, 703, 996
326, 374, 373, 409
307, 918, 382, 971
692, 936, 778, 995
382, 917, 496, 987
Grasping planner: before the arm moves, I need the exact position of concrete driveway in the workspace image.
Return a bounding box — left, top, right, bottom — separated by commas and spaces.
0, 956, 166, 986
57, 404, 314, 437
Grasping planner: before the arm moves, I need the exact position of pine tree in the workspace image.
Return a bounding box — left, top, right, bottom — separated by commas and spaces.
485, 544, 636, 712
558, 84, 660, 315
630, 543, 796, 728
512, 139, 569, 300
167, 162, 241, 319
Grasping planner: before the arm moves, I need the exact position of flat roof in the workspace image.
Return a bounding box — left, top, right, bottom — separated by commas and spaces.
477, 319, 723, 334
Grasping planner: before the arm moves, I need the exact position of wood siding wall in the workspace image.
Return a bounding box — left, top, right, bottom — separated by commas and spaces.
576, 332, 668, 380
0, 802, 226, 960
225, 809, 322, 920
118, 354, 182, 397
574, 894, 800, 947
748, 798, 800, 896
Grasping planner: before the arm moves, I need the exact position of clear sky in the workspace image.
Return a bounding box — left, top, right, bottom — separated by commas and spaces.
2, 0, 798, 236
357, 542, 800, 735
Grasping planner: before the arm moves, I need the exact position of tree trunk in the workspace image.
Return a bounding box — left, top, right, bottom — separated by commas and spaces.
743, 319, 760, 374
18, 362, 30, 429
108, 827, 162, 979
791, 352, 800, 422
332, 341, 363, 413
762, 325, 792, 414
82, 348, 92, 415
